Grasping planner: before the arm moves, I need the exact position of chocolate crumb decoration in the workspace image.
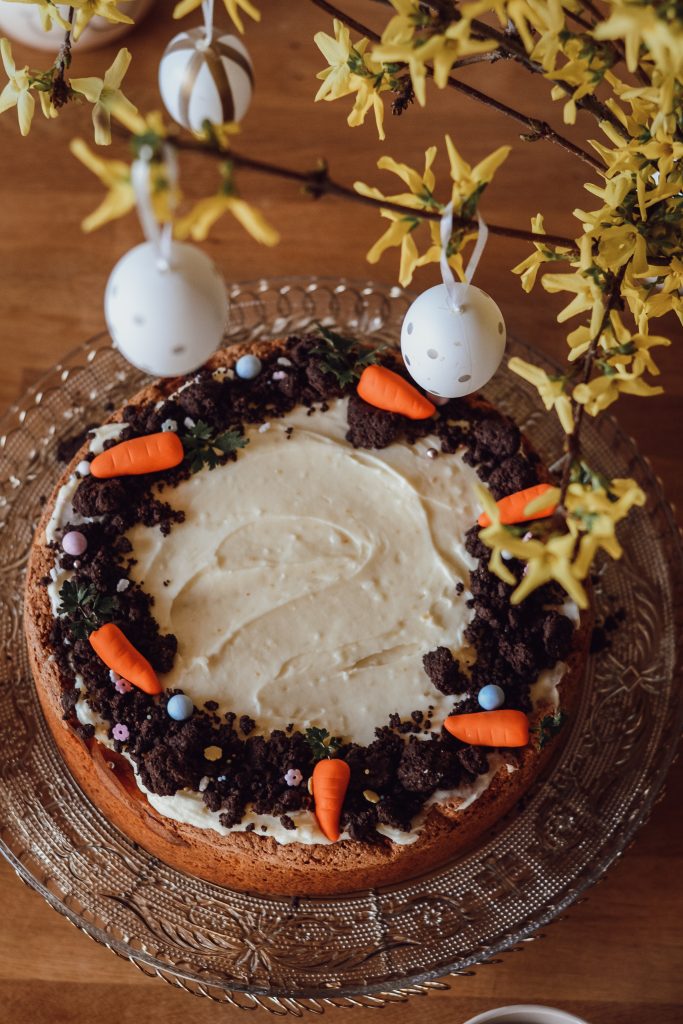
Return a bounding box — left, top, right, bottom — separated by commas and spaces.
422, 647, 470, 695
43, 332, 577, 843
56, 425, 98, 463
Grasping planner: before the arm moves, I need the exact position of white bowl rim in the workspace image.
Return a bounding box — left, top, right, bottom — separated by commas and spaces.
462, 1004, 590, 1024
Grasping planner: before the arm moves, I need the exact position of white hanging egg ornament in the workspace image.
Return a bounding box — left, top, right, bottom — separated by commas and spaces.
158, 27, 253, 133
104, 241, 228, 377
401, 283, 506, 398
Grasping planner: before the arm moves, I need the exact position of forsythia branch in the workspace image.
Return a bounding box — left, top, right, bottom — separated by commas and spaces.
169, 131, 579, 249
308, 0, 603, 170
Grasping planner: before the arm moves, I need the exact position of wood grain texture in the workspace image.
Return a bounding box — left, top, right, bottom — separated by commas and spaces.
0, 2, 681, 1021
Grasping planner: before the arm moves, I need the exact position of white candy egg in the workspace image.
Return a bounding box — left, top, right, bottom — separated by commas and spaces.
401, 283, 506, 398
104, 241, 228, 377
159, 27, 253, 133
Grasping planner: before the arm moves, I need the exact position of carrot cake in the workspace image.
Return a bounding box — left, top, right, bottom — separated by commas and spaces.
24, 331, 589, 895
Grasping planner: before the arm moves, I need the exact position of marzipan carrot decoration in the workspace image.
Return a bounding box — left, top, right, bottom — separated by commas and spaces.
312, 758, 351, 842
357, 365, 436, 420
89, 623, 161, 695
90, 432, 184, 479
478, 482, 557, 528
444, 709, 529, 747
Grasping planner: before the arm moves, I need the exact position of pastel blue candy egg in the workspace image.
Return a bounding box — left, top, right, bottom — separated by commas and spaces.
167, 693, 193, 721
235, 354, 262, 380
478, 684, 505, 711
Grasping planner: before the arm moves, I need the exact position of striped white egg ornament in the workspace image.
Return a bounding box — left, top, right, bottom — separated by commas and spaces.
158, 27, 253, 133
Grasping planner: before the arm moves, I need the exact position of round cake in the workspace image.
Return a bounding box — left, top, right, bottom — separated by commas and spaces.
25, 332, 590, 896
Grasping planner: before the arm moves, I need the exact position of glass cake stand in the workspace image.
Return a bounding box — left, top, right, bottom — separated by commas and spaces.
1, 277, 681, 1011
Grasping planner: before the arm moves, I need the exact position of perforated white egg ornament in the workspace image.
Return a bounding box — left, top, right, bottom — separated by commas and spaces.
401, 283, 506, 398
159, 27, 253, 133
104, 241, 228, 377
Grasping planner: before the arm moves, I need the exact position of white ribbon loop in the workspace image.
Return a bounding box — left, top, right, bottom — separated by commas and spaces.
202, 0, 215, 46
439, 202, 489, 311
131, 143, 179, 272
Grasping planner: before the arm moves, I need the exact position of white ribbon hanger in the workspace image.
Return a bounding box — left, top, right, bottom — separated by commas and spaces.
131, 142, 179, 272
439, 202, 489, 311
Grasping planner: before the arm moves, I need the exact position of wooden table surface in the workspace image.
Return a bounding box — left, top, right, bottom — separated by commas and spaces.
0, 3, 681, 1022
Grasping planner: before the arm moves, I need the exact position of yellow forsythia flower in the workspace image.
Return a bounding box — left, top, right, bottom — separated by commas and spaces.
512, 214, 573, 292
508, 357, 575, 433
71, 48, 137, 146
566, 478, 645, 577
173, 0, 260, 34
70, 137, 135, 231
314, 19, 362, 102
594, 3, 683, 77
314, 18, 388, 139
572, 372, 663, 415
71, 1, 134, 42
509, 528, 589, 609
372, 2, 494, 105
354, 147, 437, 286
0, 38, 35, 136
355, 137, 509, 286
176, 194, 280, 246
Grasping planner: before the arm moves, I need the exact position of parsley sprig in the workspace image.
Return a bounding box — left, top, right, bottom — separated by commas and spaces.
535, 710, 567, 749
305, 727, 343, 762
310, 324, 386, 387
58, 580, 118, 640
182, 420, 249, 474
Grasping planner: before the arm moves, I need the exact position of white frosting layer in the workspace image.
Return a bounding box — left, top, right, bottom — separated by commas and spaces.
49, 401, 573, 846
125, 399, 480, 746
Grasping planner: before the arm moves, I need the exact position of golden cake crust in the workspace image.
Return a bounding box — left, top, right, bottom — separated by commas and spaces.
25, 340, 591, 896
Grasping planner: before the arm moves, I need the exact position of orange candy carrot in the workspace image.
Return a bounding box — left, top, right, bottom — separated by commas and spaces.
89, 623, 161, 695
312, 758, 351, 842
477, 482, 557, 528
357, 365, 436, 420
90, 432, 184, 479
444, 710, 529, 748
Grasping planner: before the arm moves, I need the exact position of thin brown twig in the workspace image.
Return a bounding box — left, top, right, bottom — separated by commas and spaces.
51, 5, 74, 108
556, 263, 628, 507
170, 133, 578, 248
308, 0, 603, 170
468, 18, 627, 135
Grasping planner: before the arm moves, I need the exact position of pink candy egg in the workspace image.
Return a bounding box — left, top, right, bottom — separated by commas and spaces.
62, 530, 87, 557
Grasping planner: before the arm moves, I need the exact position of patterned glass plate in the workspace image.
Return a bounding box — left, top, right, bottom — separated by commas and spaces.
1, 277, 681, 1012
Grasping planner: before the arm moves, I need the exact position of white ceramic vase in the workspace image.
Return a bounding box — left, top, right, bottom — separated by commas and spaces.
0, 0, 155, 52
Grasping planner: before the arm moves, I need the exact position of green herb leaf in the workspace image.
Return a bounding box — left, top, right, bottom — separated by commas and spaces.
310, 324, 386, 387
535, 710, 567, 749
181, 420, 249, 474
305, 726, 343, 762
58, 580, 118, 640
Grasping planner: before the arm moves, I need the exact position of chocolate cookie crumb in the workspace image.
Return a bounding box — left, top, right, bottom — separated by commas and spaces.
346, 393, 400, 449
56, 425, 98, 463
422, 647, 470, 695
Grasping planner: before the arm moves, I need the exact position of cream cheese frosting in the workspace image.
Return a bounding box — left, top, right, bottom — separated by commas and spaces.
48, 400, 571, 845
124, 398, 481, 746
